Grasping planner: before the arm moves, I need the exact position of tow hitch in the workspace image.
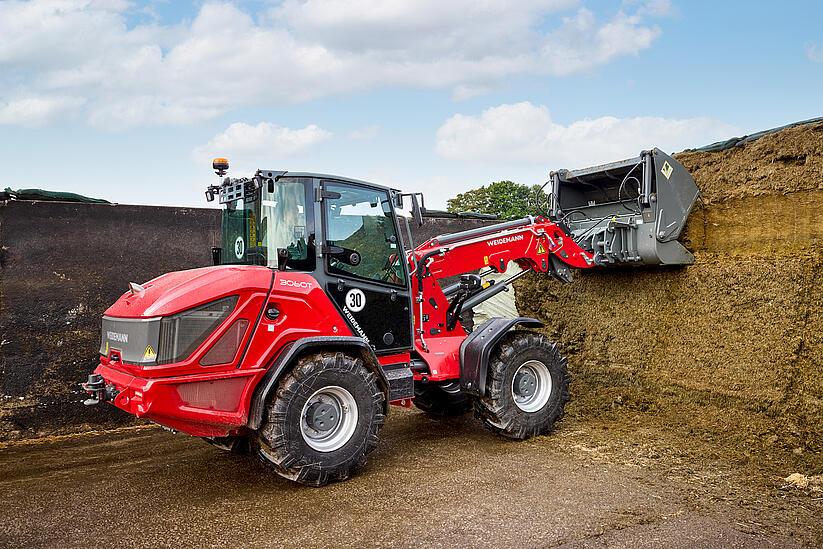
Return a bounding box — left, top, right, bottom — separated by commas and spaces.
81, 373, 118, 406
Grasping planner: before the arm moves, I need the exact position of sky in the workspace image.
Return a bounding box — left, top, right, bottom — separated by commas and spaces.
1, 0, 821, 209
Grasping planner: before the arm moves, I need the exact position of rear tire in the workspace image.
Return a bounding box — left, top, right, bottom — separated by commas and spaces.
474, 331, 569, 439
413, 382, 472, 417
256, 352, 385, 486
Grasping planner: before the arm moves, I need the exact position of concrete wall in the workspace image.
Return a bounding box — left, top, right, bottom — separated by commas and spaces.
0, 201, 489, 439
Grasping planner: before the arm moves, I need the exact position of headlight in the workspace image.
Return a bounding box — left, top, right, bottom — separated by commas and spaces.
156, 296, 238, 365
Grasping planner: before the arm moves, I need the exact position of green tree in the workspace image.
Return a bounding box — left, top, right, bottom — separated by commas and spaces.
447, 180, 546, 220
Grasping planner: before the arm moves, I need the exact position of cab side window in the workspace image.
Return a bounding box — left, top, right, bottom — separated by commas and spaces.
324, 184, 405, 285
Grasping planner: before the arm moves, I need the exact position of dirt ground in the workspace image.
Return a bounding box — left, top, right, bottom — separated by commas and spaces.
1, 408, 821, 548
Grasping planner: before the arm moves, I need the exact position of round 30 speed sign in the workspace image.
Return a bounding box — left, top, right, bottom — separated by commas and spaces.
345, 288, 366, 312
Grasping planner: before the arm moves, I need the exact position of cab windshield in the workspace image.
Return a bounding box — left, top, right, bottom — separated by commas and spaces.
220, 177, 314, 270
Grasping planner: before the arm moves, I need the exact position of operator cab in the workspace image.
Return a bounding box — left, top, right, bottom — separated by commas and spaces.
210, 172, 316, 270
207, 162, 414, 354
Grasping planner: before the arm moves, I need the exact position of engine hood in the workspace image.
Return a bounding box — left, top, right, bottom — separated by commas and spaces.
104, 265, 273, 318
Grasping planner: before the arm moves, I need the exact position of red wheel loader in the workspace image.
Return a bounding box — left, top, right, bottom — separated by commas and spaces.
83, 151, 699, 486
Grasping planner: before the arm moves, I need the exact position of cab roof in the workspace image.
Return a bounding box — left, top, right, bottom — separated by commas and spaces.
258, 170, 401, 194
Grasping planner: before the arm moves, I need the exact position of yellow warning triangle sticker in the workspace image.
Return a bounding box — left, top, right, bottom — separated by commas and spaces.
661, 160, 673, 180
536, 241, 547, 254
143, 344, 157, 361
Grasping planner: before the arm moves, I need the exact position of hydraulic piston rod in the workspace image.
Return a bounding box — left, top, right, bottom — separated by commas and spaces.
463, 268, 531, 311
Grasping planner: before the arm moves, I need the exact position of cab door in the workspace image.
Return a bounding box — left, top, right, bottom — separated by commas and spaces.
320, 180, 413, 354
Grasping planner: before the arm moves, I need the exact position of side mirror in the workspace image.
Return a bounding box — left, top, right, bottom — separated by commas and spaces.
409, 193, 424, 228
400, 192, 425, 227
205, 184, 220, 203
267, 178, 274, 193
211, 247, 222, 266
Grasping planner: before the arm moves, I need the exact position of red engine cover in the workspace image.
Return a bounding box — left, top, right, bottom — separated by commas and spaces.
93, 268, 355, 437
105, 265, 272, 318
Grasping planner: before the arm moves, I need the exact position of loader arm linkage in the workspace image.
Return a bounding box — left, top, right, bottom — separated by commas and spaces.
406, 215, 594, 381
405, 147, 701, 384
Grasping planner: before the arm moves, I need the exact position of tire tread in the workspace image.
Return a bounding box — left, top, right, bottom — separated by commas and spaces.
474, 331, 570, 439
256, 351, 385, 486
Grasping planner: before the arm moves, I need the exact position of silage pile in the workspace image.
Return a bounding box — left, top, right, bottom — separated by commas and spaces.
517, 121, 822, 473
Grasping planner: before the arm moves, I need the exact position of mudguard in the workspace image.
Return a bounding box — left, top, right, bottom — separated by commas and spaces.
247, 336, 391, 430
459, 317, 544, 397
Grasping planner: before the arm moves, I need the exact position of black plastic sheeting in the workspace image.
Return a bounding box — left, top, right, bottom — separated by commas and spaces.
1, 187, 110, 204
685, 116, 823, 153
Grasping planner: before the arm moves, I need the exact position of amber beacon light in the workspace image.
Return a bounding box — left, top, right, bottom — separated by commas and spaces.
212, 157, 229, 177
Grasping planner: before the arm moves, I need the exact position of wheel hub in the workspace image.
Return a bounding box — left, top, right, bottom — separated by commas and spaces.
511, 360, 553, 413
513, 370, 537, 398
305, 401, 340, 432
300, 386, 359, 453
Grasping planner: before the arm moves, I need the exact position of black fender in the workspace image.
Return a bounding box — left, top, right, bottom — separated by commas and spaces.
459, 317, 544, 397
247, 336, 390, 430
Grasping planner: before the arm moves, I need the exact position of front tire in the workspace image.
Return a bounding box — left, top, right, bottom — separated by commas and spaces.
474, 331, 569, 439
256, 352, 385, 486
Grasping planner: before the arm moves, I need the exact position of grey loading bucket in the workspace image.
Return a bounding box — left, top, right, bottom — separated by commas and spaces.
549, 148, 699, 265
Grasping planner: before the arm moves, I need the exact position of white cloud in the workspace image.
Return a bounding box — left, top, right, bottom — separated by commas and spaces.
0, 1, 668, 128
540, 9, 660, 75
0, 96, 85, 127
645, 0, 674, 17
806, 43, 823, 63
435, 102, 739, 166
452, 85, 493, 101
623, 0, 674, 17
272, 0, 577, 55
194, 122, 332, 163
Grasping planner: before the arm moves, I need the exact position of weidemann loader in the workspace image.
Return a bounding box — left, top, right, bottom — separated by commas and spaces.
83, 151, 699, 485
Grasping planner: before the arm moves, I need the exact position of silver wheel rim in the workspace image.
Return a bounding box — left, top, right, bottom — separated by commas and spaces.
300, 386, 358, 452
511, 360, 552, 413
